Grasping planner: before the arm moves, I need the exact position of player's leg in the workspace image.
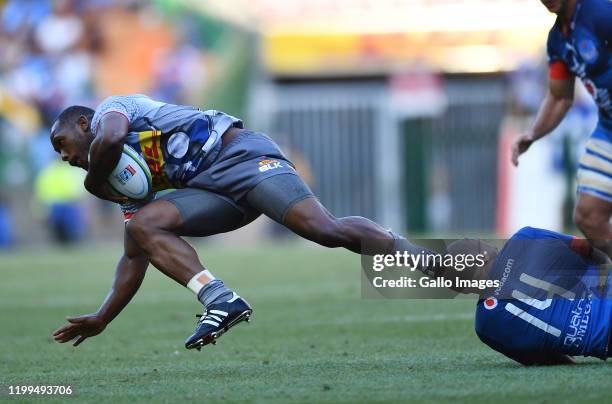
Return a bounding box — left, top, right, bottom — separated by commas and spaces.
573, 134, 612, 256
283, 198, 394, 253
126, 188, 258, 349
574, 193, 612, 240
245, 173, 395, 254
126, 189, 257, 284
574, 193, 612, 261
190, 129, 406, 254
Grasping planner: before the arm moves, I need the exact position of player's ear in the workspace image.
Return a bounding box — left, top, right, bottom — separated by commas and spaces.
77, 115, 90, 132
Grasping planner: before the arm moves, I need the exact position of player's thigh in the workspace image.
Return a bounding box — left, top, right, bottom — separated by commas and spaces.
153, 188, 260, 237
575, 192, 612, 223
244, 172, 334, 235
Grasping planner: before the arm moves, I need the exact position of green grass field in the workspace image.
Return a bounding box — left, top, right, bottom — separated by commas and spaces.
1, 242, 612, 403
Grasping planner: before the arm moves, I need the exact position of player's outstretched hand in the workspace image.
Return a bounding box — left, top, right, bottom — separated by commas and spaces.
85, 181, 128, 204
52, 314, 107, 347
511, 133, 535, 167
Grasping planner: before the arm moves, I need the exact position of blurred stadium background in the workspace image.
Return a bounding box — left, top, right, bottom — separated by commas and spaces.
0, 0, 597, 248
4, 1, 612, 401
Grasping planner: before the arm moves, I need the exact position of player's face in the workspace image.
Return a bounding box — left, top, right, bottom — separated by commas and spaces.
540, 0, 566, 13
50, 119, 91, 171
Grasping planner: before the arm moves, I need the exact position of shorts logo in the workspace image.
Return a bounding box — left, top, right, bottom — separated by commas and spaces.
115, 164, 136, 185
484, 297, 498, 310
258, 159, 283, 173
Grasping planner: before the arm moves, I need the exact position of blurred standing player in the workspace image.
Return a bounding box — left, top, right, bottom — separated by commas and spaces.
512, 0, 612, 247
49, 95, 407, 350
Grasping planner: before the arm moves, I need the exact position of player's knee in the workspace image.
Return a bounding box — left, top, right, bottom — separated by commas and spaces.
126, 201, 180, 243
126, 216, 151, 245
126, 210, 163, 246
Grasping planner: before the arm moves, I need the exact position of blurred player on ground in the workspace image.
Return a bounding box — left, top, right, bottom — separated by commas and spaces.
411, 227, 611, 365
512, 0, 612, 249
49, 95, 406, 350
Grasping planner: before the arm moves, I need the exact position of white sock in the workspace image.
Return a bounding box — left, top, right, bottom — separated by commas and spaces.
186, 270, 216, 295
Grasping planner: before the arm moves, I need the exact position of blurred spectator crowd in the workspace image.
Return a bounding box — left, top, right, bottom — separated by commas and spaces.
0, 1, 598, 249
0, 0, 209, 247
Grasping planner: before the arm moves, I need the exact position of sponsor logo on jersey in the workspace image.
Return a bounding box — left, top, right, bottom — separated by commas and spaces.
138, 130, 173, 191
115, 164, 136, 185
562, 42, 612, 117
258, 159, 283, 173
484, 297, 498, 310
493, 258, 515, 297
563, 298, 591, 349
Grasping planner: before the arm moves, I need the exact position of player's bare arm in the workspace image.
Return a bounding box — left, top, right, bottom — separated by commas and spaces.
52, 229, 149, 346
512, 76, 575, 166
84, 112, 130, 201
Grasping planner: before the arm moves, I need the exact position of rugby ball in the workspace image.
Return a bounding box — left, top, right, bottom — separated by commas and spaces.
107, 145, 152, 200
